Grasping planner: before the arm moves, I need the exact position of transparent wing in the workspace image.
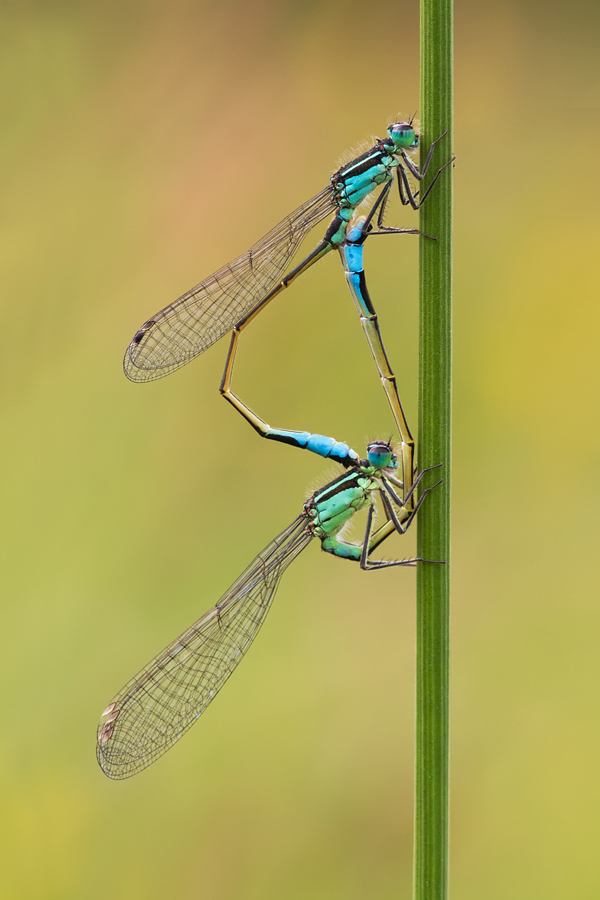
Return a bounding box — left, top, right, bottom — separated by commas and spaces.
97, 515, 313, 779
124, 186, 337, 382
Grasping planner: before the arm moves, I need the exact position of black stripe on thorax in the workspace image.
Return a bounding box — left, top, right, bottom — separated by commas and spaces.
333, 141, 393, 182
310, 465, 370, 504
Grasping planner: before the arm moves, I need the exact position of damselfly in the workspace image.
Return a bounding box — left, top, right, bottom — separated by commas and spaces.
123, 121, 450, 385
97, 434, 441, 780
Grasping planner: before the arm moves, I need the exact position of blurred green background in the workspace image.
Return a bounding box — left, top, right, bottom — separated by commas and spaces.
1, 0, 599, 897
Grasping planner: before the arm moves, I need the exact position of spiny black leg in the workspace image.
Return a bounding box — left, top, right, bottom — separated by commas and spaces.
401, 131, 448, 181
381, 475, 403, 507
364, 556, 444, 570
369, 227, 431, 238
381, 496, 392, 523
365, 558, 416, 569
379, 470, 443, 535
398, 151, 454, 211
359, 504, 376, 570
375, 182, 393, 229
394, 166, 426, 208
362, 183, 393, 235
370, 177, 435, 235
402, 478, 443, 532
380, 490, 409, 535
398, 164, 420, 210
360, 502, 440, 569
397, 164, 422, 209
381, 463, 443, 510
399, 462, 443, 507
397, 164, 410, 206
412, 156, 455, 208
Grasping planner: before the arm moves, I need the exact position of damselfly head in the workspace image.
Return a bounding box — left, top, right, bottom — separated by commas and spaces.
387, 122, 419, 152
366, 440, 397, 470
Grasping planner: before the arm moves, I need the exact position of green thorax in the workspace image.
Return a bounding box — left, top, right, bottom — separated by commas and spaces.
330, 122, 418, 215
304, 463, 378, 539
331, 147, 398, 214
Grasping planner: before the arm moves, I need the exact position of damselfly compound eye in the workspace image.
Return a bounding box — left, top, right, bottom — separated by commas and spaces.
387, 122, 417, 149
366, 440, 397, 469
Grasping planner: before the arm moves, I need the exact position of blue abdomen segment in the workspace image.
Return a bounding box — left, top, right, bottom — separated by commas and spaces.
343, 239, 364, 271
341, 240, 375, 319
265, 429, 359, 466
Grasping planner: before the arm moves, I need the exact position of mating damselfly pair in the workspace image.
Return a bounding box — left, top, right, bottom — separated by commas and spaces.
97, 120, 451, 779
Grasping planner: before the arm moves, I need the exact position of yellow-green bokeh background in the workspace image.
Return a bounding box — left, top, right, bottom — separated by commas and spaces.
2, 1, 599, 897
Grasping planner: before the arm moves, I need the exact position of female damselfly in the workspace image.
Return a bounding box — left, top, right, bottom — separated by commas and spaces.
97, 434, 441, 779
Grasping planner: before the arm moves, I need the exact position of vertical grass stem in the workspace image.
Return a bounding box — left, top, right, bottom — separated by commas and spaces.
414, 0, 453, 898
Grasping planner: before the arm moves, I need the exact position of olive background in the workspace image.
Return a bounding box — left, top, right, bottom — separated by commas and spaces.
1, 1, 599, 897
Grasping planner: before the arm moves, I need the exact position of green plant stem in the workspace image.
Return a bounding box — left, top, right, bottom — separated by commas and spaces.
414, 0, 453, 898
